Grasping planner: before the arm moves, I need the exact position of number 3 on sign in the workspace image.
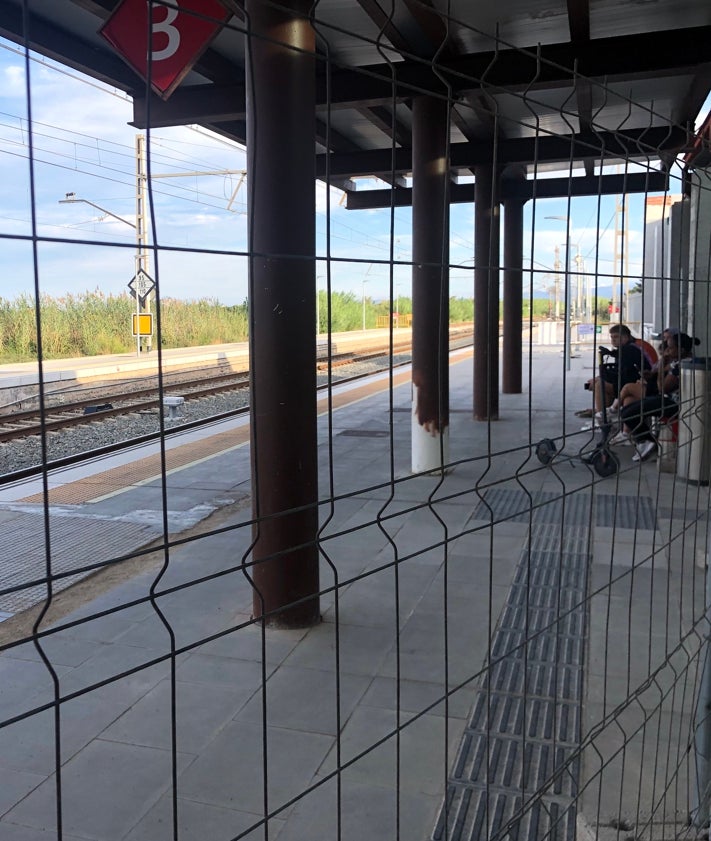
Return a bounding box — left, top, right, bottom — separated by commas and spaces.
100, 0, 231, 99
152, 3, 180, 62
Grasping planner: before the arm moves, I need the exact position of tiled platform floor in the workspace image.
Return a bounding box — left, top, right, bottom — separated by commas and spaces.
0, 345, 707, 840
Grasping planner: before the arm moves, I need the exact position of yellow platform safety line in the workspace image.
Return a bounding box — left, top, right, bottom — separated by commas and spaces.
19, 426, 247, 506
18, 362, 439, 506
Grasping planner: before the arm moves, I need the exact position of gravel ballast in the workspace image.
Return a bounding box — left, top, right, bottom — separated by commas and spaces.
0, 354, 412, 477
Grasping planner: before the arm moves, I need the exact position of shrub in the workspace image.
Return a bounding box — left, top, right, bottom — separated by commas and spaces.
0, 291, 250, 362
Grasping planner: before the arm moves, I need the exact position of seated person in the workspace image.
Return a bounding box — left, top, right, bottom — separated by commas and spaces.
585, 324, 649, 413
658, 326, 678, 350
606, 332, 672, 416
618, 332, 694, 460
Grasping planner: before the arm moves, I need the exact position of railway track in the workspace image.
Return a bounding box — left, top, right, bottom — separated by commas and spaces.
0, 371, 251, 444
0, 343, 421, 445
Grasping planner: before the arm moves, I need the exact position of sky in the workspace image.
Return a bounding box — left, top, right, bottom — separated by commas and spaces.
0, 36, 694, 307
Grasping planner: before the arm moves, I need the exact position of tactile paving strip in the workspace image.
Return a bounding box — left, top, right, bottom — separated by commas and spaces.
595, 493, 657, 530
473, 489, 657, 532
434, 787, 577, 841
532, 493, 594, 528
0, 511, 162, 617
528, 531, 590, 557
432, 499, 589, 841
472, 489, 595, 527
471, 488, 536, 523
467, 692, 581, 746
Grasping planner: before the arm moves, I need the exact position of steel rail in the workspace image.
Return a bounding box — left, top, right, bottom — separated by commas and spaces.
0, 339, 435, 445
0, 350, 429, 485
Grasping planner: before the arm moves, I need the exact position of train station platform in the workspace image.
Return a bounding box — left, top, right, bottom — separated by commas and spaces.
0, 345, 705, 841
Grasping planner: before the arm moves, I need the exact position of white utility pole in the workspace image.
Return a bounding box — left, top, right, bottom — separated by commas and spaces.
135, 134, 149, 355
61, 135, 247, 357
546, 216, 573, 371
553, 245, 561, 320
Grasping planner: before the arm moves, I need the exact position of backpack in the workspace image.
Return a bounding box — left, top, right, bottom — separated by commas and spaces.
634, 338, 658, 368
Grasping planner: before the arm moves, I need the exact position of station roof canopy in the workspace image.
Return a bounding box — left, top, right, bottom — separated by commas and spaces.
2, 0, 711, 206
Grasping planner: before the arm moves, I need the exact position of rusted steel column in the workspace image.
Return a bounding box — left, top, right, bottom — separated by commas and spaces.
411, 95, 450, 473
246, 0, 319, 628
502, 196, 524, 394
473, 165, 500, 420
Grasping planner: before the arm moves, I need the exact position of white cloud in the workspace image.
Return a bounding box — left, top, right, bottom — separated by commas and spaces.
2, 63, 27, 97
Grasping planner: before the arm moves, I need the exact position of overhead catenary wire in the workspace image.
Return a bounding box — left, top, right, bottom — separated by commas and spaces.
0, 117, 434, 259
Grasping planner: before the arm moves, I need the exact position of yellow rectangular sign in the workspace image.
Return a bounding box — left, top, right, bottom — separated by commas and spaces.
132, 313, 153, 336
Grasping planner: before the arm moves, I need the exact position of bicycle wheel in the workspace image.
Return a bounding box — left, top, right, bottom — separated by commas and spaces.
536, 438, 557, 465
591, 447, 619, 477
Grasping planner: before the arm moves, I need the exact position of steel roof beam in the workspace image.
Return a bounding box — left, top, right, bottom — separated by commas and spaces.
69, 0, 113, 19
135, 99, 685, 173
201, 119, 248, 147
566, 0, 590, 44
315, 126, 687, 179
564, 0, 595, 178
356, 106, 411, 148
354, 0, 414, 55
195, 117, 359, 156
315, 118, 363, 154
130, 26, 711, 131
343, 171, 670, 208
402, 0, 450, 50
395, 26, 711, 93
349, 2, 417, 150
132, 83, 246, 128
335, 26, 711, 103
674, 64, 711, 128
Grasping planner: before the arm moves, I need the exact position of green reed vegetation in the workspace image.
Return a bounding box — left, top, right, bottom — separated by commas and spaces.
0, 292, 249, 361
0, 290, 474, 362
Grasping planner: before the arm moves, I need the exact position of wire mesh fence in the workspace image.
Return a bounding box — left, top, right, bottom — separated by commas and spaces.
0, 1, 710, 840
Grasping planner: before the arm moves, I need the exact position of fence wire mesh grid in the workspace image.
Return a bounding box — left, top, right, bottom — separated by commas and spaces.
0, 2, 710, 841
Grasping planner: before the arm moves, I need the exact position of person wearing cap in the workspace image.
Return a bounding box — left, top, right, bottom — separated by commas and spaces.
653, 326, 700, 351
656, 327, 679, 341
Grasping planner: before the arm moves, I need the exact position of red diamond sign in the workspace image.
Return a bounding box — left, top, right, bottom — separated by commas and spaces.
100, 0, 231, 100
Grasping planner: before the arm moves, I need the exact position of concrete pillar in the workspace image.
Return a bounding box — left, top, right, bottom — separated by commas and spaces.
502, 197, 524, 394
246, 0, 319, 628
411, 96, 450, 473
473, 165, 500, 420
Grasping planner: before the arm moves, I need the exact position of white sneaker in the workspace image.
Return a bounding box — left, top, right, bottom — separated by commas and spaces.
595, 410, 617, 424
632, 440, 656, 462
609, 430, 631, 446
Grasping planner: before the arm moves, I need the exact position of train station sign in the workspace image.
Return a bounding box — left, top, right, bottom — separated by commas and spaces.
100, 0, 231, 99
128, 269, 155, 306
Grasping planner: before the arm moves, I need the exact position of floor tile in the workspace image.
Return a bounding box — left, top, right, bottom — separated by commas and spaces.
235, 665, 371, 736
3, 739, 194, 840
178, 720, 333, 816
123, 792, 286, 841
